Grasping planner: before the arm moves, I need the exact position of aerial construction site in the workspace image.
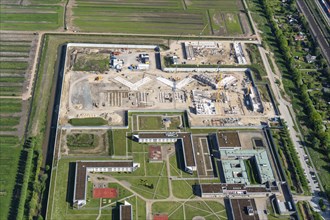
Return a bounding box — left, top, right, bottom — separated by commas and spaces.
59, 41, 274, 127
47, 40, 294, 220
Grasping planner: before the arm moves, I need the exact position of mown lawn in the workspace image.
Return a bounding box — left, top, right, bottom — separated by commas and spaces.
69, 117, 108, 126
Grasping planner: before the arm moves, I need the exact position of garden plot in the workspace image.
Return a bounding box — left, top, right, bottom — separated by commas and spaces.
0, 33, 38, 217
0, 32, 38, 136
60, 130, 108, 156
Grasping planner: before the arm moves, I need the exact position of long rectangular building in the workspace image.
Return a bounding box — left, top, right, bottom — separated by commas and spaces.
135, 132, 196, 173
73, 160, 138, 208
120, 202, 133, 220
200, 182, 279, 198
226, 198, 260, 220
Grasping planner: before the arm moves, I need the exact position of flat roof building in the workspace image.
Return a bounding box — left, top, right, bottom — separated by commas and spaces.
226, 198, 260, 220
148, 145, 162, 162
221, 159, 250, 184
134, 132, 196, 173
119, 201, 133, 220
73, 160, 138, 208
219, 149, 275, 184
200, 182, 279, 198
212, 131, 242, 150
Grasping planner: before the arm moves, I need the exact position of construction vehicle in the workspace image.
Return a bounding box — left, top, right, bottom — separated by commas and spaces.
94, 76, 103, 81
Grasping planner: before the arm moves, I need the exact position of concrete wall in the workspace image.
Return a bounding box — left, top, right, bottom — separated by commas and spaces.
163, 67, 249, 72
67, 43, 157, 49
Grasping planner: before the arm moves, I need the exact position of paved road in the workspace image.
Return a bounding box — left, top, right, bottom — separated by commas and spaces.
297, 0, 330, 64
252, 15, 330, 220
243, 0, 330, 217
0, 30, 258, 42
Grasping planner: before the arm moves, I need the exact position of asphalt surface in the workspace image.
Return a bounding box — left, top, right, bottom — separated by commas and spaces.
243, 0, 330, 216
297, 0, 330, 64
256, 20, 330, 220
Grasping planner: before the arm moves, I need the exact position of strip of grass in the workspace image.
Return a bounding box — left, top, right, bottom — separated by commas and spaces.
68, 117, 108, 126
0, 5, 63, 31
0, 45, 31, 53
0, 77, 25, 83
0, 135, 20, 146
111, 129, 128, 156
0, 146, 21, 220
244, 159, 258, 184
0, 86, 22, 96
0, 61, 28, 70
0, 117, 20, 127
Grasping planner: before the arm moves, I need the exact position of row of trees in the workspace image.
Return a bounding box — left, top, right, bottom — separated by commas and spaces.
280, 123, 309, 192
14, 144, 34, 220
259, 0, 330, 171
9, 137, 48, 220
24, 148, 48, 220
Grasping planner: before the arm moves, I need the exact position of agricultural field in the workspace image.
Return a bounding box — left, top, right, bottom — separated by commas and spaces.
70, 0, 251, 36
0, 5, 63, 31
0, 32, 38, 135
0, 32, 39, 220
72, 7, 208, 35
186, 0, 243, 10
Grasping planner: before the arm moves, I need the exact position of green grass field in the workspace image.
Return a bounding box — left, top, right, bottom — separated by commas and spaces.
187, 0, 240, 10
224, 13, 243, 35
185, 201, 227, 219
73, 54, 109, 72
73, 6, 207, 34
0, 5, 63, 31
171, 180, 195, 198
0, 117, 20, 127
0, 146, 21, 220
72, 0, 249, 35
69, 117, 108, 126
108, 129, 128, 156
66, 133, 99, 148
153, 202, 184, 219
152, 201, 227, 220
138, 116, 164, 130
